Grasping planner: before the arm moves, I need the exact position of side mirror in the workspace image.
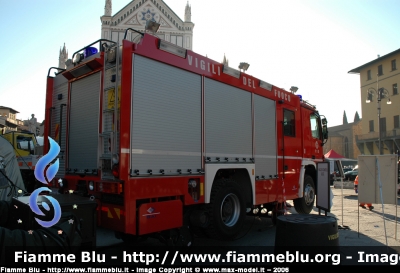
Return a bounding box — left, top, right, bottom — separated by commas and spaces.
321, 117, 328, 144
322, 118, 327, 126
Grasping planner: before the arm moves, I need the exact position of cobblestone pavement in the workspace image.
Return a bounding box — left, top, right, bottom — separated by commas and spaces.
317, 186, 400, 247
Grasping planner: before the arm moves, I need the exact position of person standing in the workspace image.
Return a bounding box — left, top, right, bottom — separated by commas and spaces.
354, 175, 374, 210
28, 114, 37, 135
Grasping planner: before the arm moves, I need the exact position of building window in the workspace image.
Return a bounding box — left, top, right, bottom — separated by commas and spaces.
170, 35, 183, 47
369, 120, 374, 132
367, 91, 373, 102
392, 59, 397, 71
394, 115, 400, 129
393, 83, 398, 95
378, 64, 383, 76
367, 70, 371, 80
283, 109, 295, 137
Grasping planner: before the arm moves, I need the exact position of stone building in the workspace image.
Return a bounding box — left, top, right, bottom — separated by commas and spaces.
0, 106, 43, 135
349, 48, 400, 155
100, 0, 193, 48
59, 0, 194, 69
0, 106, 19, 132
323, 111, 362, 160
58, 43, 68, 69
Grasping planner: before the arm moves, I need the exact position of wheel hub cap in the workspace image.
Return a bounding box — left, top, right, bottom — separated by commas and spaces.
220, 193, 240, 227
304, 184, 315, 205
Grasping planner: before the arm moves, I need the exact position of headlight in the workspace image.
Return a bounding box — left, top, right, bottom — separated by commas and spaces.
188, 179, 197, 188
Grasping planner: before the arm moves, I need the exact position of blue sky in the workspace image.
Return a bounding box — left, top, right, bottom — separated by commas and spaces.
1, 0, 400, 127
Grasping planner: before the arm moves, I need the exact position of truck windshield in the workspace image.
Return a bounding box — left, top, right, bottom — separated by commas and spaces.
16, 136, 35, 153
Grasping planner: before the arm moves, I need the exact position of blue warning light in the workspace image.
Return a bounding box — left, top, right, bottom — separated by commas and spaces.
84, 47, 98, 58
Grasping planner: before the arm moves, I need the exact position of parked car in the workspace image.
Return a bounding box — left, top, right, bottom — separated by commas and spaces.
344, 170, 358, 181
342, 166, 352, 173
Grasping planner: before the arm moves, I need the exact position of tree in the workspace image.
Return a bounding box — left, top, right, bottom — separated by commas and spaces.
343, 111, 348, 124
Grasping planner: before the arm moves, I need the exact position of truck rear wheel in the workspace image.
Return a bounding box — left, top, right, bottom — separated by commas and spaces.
294, 175, 315, 214
205, 179, 246, 240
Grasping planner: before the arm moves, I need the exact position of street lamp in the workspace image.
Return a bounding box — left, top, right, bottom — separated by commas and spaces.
366, 86, 391, 155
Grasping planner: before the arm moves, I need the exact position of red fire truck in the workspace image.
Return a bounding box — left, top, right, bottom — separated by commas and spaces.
44, 28, 328, 245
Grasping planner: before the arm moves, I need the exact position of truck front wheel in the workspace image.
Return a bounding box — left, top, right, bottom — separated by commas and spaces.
205, 179, 246, 240
294, 175, 315, 214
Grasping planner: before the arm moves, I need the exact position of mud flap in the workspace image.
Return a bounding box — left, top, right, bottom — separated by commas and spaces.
138, 200, 182, 235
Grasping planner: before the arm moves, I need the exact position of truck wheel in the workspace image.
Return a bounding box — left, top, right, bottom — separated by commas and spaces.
205, 179, 246, 240
294, 175, 315, 214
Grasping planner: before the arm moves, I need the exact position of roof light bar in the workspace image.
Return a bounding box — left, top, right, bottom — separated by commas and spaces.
158, 40, 187, 58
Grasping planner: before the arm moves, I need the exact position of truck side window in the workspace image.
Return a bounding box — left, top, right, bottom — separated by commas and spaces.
283, 109, 295, 137
310, 114, 320, 139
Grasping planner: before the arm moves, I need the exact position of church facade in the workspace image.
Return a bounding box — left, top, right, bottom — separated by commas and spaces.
59, 0, 194, 69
